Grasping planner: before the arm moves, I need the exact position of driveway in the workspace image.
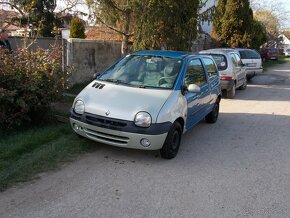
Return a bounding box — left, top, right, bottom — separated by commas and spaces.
1, 61, 290, 218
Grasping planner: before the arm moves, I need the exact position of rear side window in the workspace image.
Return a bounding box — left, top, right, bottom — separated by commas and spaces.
230, 53, 238, 67
239, 50, 249, 59
210, 54, 227, 71
202, 57, 218, 77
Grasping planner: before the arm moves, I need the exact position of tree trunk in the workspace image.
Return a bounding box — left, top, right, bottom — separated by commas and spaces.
121, 8, 131, 55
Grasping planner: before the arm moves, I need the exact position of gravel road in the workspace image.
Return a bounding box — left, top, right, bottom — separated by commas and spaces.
1, 61, 290, 218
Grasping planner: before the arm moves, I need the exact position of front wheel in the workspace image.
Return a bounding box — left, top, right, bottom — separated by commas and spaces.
160, 122, 182, 159
205, 102, 220, 123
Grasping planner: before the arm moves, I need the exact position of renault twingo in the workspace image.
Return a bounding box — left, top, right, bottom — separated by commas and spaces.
70, 50, 221, 159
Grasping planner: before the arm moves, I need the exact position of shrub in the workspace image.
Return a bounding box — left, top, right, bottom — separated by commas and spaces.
70, 16, 86, 39
0, 47, 70, 130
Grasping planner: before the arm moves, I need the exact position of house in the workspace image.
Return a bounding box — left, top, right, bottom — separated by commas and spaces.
279, 34, 290, 51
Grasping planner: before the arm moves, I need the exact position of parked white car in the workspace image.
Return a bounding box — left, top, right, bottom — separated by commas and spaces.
199, 48, 247, 98
235, 48, 263, 80
284, 48, 290, 57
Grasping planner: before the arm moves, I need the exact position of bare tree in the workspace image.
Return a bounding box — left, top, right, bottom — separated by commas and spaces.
250, 0, 290, 29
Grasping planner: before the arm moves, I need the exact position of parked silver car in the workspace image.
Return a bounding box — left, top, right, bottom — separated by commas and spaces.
70, 50, 222, 159
235, 48, 263, 80
199, 48, 247, 98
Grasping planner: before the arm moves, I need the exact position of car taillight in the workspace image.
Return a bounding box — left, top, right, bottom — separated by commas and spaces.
220, 76, 232, 81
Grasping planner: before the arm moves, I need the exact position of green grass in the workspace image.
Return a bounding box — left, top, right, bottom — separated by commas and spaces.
0, 123, 96, 191
263, 55, 289, 68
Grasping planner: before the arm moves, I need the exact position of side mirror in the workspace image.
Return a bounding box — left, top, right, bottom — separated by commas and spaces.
93, 72, 99, 79
187, 84, 201, 93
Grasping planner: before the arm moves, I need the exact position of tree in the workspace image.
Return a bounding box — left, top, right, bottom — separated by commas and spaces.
250, 0, 290, 29
86, 0, 134, 55
70, 16, 86, 38
213, 0, 253, 48
87, 0, 201, 53
133, 0, 199, 51
251, 19, 267, 50
254, 10, 280, 37
0, 0, 61, 37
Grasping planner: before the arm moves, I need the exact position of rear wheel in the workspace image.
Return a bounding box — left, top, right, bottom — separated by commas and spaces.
160, 121, 182, 159
205, 101, 220, 123
239, 77, 247, 90
226, 84, 236, 99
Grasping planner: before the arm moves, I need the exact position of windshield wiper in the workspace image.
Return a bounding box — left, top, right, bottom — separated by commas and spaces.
99, 79, 128, 85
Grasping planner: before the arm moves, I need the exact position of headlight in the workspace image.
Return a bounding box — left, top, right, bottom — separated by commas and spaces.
74, 100, 85, 115
134, 111, 151, 128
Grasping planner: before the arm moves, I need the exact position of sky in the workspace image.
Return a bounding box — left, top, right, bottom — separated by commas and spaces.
250, 0, 290, 29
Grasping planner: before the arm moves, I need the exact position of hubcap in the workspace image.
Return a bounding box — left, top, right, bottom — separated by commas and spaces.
171, 130, 180, 150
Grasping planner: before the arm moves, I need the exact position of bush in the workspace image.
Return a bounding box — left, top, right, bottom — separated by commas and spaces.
70, 16, 86, 39
0, 47, 70, 130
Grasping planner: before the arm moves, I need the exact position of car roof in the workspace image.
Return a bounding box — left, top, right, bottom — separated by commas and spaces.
234, 48, 254, 51
199, 48, 237, 55
132, 50, 197, 59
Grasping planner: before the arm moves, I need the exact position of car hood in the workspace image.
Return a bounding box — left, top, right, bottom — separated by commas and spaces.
74, 80, 173, 123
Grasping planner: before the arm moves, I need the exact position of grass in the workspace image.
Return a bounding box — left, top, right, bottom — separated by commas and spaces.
0, 81, 95, 192
0, 123, 96, 191
263, 55, 289, 69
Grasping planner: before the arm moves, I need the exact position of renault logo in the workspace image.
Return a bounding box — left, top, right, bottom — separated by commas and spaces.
105, 110, 110, 116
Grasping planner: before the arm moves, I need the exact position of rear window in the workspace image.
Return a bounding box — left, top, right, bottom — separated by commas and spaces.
269, 49, 278, 54
209, 54, 227, 71
239, 50, 261, 59
286, 49, 290, 52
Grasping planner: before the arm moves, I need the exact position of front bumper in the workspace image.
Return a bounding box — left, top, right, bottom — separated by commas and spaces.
70, 110, 171, 150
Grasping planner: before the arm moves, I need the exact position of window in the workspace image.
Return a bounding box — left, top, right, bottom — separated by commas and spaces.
234, 53, 243, 67
210, 54, 228, 71
203, 57, 218, 77
230, 53, 238, 67
184, 59, 207, 86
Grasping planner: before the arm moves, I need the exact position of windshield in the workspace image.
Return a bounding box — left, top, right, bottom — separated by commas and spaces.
98, 55, 183, 89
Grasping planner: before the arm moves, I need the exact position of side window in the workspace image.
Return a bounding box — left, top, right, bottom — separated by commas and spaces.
234, 53, 243, 66
184, 59, 207, 86
230, 53, 238, 67
203, 58, 218, 78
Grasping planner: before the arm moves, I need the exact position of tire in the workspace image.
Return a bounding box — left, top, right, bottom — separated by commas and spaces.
226, 84, 236, 99
239, 77, 247, 90
160, 121, 182, 159
205, 102, 220, 124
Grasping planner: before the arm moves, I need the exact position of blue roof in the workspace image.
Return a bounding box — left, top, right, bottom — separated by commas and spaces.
132, 50, 192, 59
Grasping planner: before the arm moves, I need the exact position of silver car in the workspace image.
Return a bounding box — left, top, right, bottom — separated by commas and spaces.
199, 48, 247, 99
70, 50, 221, 159
236, 48, 263, 80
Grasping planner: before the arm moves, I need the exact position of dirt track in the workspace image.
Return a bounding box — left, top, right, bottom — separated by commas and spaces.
1, 61, 290, 218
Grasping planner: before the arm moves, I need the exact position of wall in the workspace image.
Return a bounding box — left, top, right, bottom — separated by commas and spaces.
67, 38, 122, 84
8, 36, 62, 50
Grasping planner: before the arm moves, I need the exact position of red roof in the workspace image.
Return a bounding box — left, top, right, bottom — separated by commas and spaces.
85, 26, 122, 41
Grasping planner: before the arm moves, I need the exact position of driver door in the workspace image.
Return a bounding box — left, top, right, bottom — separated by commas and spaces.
184, 58, 210, 130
